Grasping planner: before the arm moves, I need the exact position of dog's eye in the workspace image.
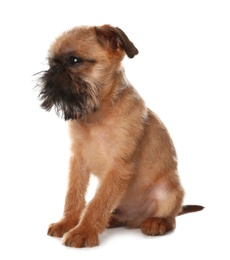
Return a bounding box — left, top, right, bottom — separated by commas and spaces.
68, 56, 82, 66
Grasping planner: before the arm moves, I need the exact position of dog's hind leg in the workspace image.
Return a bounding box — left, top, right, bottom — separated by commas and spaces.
140, 174, 184, 236
141, 217, 176, 236
107, 215, 126, 228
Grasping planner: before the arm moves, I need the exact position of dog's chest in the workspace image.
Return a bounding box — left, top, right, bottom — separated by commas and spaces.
88, 125, 116, 156
71, 121, 121, 175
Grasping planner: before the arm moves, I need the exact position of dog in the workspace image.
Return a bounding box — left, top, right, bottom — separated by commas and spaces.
37, 24, 203, 248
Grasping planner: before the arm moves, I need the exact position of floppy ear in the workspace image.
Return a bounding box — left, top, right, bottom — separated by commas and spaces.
95, 25, 138, 58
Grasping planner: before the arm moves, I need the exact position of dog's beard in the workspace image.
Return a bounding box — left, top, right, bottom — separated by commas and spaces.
38, 66, 100, 120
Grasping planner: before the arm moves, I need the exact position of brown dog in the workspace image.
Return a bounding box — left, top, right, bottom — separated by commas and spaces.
38, 25, 203, 247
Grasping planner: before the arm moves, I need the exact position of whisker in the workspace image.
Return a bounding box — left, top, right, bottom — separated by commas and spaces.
32, 70, 47, 76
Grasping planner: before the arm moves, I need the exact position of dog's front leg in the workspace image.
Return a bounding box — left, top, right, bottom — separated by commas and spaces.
47, 156, 90, 237
62, 162, 133, 247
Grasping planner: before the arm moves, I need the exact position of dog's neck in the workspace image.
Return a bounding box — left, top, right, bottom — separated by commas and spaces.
101, 66, 130, 98
78, 67, 132, 124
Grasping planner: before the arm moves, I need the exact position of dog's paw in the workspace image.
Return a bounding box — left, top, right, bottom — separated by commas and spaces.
107, 216, 126, 228
62, 228, 99, 248
141, 217, 175, 236
47, 219, 77, 238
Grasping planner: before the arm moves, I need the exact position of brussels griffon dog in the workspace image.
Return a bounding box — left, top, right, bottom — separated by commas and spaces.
37, 25, 203, 248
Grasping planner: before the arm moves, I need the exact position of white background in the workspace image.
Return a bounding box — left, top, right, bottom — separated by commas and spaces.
0, 0, 229, 259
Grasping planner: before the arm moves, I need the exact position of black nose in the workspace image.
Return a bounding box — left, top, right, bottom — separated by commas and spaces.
48, 64, 67, 78
49, 57, 62, 67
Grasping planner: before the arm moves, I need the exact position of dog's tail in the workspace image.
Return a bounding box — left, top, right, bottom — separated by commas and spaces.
178, 205, 204, 216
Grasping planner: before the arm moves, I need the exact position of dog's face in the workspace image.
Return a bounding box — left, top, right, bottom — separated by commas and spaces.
38, 25, 138, 120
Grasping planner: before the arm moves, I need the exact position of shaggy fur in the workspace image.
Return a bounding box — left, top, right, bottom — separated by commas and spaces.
37, 25, 203, 248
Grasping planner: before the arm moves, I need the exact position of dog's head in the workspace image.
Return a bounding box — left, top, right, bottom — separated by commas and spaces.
37, 25, 138, 120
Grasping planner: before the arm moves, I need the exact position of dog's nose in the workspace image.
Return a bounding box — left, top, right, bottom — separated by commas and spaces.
49, 57, 63, 69
49, 64, 63, 75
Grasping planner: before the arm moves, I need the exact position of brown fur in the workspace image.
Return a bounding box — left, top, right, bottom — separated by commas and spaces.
38, 25, 203, 248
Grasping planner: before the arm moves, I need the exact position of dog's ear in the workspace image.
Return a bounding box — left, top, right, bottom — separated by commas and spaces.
95, 25, 138, 58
